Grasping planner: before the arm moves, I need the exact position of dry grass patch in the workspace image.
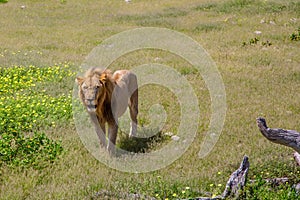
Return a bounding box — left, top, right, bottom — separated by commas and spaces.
1, 0, 300, 199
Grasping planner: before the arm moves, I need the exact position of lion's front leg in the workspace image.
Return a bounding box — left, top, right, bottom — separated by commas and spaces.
89, 114, 107, 148
107, 123, 118, 155
98, 122, 107, 148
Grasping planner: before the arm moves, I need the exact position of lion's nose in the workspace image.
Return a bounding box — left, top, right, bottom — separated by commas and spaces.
86, 99, 94, 104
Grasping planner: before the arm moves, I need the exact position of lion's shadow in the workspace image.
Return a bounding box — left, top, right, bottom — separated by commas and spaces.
116, 129, 166, 154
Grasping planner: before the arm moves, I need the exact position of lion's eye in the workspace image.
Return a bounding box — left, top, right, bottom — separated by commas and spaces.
83, 86, 88, 90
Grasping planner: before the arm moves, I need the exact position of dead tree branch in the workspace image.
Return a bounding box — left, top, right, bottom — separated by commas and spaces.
222, 155, 249, 198
294, 152, 300, 165
256, 117, 300, 153
192, 156, 249, 200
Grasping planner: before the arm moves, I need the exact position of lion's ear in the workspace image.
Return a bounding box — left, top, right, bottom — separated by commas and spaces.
100, 73, 107, 84
76, 77, 84, 85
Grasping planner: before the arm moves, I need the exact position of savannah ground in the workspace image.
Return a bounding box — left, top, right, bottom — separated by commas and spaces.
0, 0, 300, 199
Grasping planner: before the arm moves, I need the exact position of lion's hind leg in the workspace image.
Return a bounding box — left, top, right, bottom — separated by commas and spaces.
129, 89, 138, 138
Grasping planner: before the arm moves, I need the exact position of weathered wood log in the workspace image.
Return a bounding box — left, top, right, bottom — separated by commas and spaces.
192, 156, 249, 200
250, 177, 290, 187
256, 117, 300, 153
293, 183, 300, 193
193, 197, 222, 200
256, 117, 300, 193
266, 177, 289, 186
93, 190, 156, 200
294, 152, 300, 165
93, 151, 300, 200
222, 155, 249, 198
96, 156, 250, 200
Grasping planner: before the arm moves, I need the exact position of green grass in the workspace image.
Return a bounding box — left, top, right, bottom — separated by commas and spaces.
193, 23, 224, 33
241, 175, 299, 200
1, 0, 300, 199
195, 0, 300, 14
0, 65, 75, 169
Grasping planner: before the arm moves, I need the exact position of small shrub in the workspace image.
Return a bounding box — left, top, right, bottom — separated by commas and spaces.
261, 40, 272, 47
249, 37, 260, 45
290, 28, 300, 41
242, 38, 272, 47
242, 37, 259, 46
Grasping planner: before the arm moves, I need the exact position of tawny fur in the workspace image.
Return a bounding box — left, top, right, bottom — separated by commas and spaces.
76, 67, 138, 154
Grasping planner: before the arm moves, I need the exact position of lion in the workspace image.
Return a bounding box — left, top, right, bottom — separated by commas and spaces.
76, 67, 138, 154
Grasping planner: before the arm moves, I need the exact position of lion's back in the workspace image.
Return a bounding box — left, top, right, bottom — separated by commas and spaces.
113, 70, 137, 88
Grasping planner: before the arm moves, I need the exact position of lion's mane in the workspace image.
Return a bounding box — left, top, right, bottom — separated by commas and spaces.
80, 68, 116, 125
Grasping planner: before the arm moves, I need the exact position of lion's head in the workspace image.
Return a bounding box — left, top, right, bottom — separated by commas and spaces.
76, 68, 114, 115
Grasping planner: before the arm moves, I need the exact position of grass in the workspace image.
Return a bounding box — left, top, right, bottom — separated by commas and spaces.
0, 0, 300, 199
195, 0, 300, 14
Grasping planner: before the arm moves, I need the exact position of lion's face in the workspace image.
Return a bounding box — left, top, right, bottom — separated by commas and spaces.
76, 76, 104, 113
